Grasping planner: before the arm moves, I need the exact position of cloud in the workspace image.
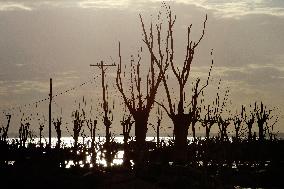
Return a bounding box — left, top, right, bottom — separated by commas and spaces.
78, 0, 130, 9
0, 80, 49, 95
155, 0, 284, 18
2, 0, 284, 18
0, 2, 32, 11
208, 64, 284, 100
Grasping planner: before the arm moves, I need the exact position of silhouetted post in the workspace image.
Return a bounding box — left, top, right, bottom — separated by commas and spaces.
90, 61, 115, 167
39, 124, 44, 148
156, 108, 162, 148
157, 118, 160, 148
49, 78, 52, 148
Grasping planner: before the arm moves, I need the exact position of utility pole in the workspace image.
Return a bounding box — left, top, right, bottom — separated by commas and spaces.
49, 78, 52, 148
90, 61, 116, 166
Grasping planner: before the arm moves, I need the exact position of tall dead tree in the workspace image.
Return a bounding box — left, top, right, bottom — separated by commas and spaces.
116, 40, 167, 161
140, 5, 211, 162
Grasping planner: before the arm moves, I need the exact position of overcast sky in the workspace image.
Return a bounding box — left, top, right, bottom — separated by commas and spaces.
0, 0, 283, 136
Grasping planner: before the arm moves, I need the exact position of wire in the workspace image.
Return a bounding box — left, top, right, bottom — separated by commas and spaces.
1, 76, 98, 115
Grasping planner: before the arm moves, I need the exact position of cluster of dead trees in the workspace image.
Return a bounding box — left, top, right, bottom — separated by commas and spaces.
0, 4, 279, 168
115, 5, 279, 164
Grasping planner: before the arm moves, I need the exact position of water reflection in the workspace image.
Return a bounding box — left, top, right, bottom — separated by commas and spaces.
7, 136, 168, 168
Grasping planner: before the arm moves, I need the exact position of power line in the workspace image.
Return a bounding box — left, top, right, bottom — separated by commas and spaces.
1, 76, 98, 115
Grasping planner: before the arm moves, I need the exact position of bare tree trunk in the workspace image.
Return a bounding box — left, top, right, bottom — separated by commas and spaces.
123, 138, 131, 168
248, 124, 253, 141
205, 126, 210, 139
258, 123, 264, 141
133, 116, 148, 168
192, 122, 196, 142
172, 114, 190, 163
135, 119, 147, 149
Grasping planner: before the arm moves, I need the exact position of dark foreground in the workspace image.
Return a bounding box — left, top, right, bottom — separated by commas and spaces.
1, 162, 283, 189
1, 139, 284, 188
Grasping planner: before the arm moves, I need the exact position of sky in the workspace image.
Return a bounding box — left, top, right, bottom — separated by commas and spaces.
0, 0, 283, 137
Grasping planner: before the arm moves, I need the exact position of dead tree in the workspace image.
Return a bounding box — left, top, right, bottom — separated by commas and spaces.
53, 117, 62, 148
267, 115, 278, 141
201, 105, 217, 139
121, 115, 134, 168
19, 122, 30, 147
244, 105, 255, 141
233, 106, 244, 140
72, 109, 85, 152
86, 119, 97, 165
140, 5, 210, 162
215, 87, 231, 142
116, 40, 167, 162
0, 114, 11, 141
217, 116, 230, 141
149, 107, 164, 148
255, 102, 272, 141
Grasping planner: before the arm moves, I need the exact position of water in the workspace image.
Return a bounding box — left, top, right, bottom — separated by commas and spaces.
7, 136, 173, 168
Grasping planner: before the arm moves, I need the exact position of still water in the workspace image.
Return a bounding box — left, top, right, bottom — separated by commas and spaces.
8, 136, 174, 168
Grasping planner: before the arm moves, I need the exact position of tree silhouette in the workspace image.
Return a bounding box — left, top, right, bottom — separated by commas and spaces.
71, 108, 85, 152
255, 102, 275, 141
244, 105, 256, 141
233, 106, 245, 140
19, 121, 30, 147
0, 115, 11, 142
86, 118, 97, 165
215, 87, 231, 141
217, 116, 230, 141
120, 114, 134, 168
116, 41, 167, 166
140, 5, 211, 162
201, 104, 217, 139
53, 117, 62, 148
